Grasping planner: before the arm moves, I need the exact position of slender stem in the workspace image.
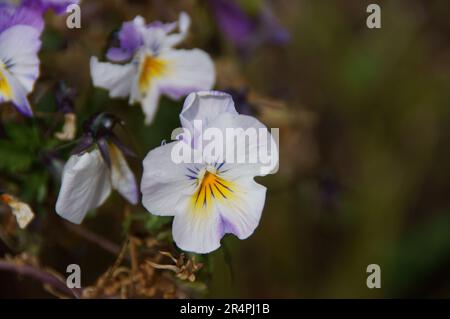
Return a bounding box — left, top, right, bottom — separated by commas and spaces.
63, 222, 121, 256
0, 260, 81, 298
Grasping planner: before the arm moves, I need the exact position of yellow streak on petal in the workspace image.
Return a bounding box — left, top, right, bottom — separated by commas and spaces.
0, 67, 12, 100
190, 171, 236, 215
138, 55, 167, 93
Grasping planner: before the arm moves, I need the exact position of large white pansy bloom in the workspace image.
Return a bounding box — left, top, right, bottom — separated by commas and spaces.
141, 91, 278, 254
56, 143, 138, 224
90, 13, 216, 125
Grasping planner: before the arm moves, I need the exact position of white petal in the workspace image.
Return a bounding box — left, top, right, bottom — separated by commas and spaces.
109, 144, 139, 205
141, 141, 197, 216
180, 91, 237, 133
0, 25, 41, 93
172, 202, 223, 254
157, 49, 215, 101
1, 67, 33, 116
90, 57, 135, 98
207, 112, 279, 177
216, 178, 266, 240
141, 85, 161, 125
56, 150, 112, 224
163, 12, 191, 48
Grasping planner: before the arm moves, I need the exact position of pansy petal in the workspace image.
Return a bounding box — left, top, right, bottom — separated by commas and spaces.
90, 57, 134, 98
1, 68, 33, 116
0, 5, 44, 33
109, 144, 139, 205
106, 47, 133, 63
141, 85, 161, 125
172, 203, 223, 254
56, 150, 112, 224
207, 112, 279, 177
216, 178, 266, 240
0, 25, 41, 93
163, 12, 191, 48
180, 91, 237, 129
121, 16, 145, 48
22, 0, 80, 15
141, 141, 197, 216
158, 49, 215, 101
179, 91, 237, 148
107, 16, 144, 62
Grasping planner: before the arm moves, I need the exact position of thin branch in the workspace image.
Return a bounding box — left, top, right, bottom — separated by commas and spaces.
0, 260, 81, 298
63, 222, 121, 256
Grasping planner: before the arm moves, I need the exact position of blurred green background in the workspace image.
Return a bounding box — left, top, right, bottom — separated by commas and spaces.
1, 0, 450, 298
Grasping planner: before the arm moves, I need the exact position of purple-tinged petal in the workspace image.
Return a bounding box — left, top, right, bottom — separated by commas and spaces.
71, 135, 94, 155
209, 0, 255, 48
21, 0, 80, 15
97, 138, 111, 168
208, 0, 290, 51
106, 47, 133, 63
260, 8, 291, 45
0, 4, 44, 33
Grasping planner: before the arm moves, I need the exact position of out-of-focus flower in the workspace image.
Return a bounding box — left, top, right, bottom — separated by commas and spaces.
90, 12, 216, 125
0, 5, 42, 116
56, 113, 138, 224
0, 194, 35, 229
141, 91, 278, 254
209, 0, 290, 53
21, 0, 80, 15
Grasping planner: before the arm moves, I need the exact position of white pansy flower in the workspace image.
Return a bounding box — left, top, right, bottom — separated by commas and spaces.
55, 114, 139, 224
90, 12, 216, 125
141, 91, 278, 254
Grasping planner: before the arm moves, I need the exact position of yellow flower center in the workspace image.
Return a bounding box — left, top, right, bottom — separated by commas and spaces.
138, 55, 167, 93
0, 66, 12, 100
190, 169, 235, 213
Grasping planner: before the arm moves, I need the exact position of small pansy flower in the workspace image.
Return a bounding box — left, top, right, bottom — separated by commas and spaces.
90, 12, 216, 125
0, 4, 43, 116
56, 113, 139, 224
141, 91, 278, 254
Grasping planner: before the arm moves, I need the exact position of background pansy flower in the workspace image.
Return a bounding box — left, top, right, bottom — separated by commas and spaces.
208, 0, 290, 54
0, 4, 42, 116
56, 113, 139, 224
90, 12, 216, 125
141, 91, 278, 254
21, 0, 80, 15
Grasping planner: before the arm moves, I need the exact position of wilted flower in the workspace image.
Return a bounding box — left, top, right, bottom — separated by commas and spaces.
0, 4, 42, 116
56, 113, 138, 224
90, 12, 216, 125
141, 91, 278, 254
0, 194, 35, 229
54, 82, 77, 141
